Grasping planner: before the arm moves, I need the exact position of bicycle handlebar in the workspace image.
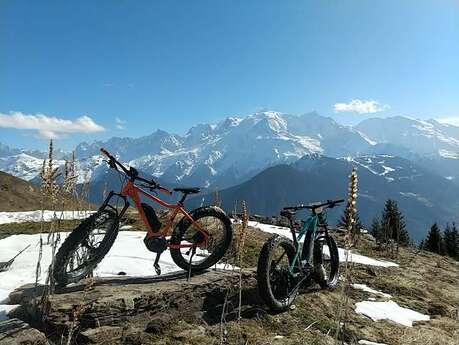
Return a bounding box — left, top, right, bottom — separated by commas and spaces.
100, 148, 172, 195
283, 199, 345, 212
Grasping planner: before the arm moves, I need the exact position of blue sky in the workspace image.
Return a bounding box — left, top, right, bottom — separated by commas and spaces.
0, 0, 458, 151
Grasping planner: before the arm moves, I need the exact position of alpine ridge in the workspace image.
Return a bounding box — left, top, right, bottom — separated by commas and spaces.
2, 111, 457, 190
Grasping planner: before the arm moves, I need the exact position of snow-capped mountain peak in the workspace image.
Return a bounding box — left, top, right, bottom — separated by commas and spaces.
1, 112, 457, 189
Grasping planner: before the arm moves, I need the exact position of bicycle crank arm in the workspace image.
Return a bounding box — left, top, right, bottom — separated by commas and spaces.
154, 253, 161, 275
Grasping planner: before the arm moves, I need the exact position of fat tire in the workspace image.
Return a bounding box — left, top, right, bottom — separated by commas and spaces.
314, 235, 339, 289
54, 209, 119, 287
170, 206, 232, 271
257, 234, 298, 312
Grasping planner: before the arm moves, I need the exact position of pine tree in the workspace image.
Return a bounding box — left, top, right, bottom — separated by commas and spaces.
418, 239, 425, 250
443, 223, 459, 260
370, 217, 384, 243
380, 199, 410, 247
396, 208, 410, 246
424, 223, 443, 254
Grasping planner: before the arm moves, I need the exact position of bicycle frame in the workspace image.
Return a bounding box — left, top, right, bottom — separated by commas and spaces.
101, 179, 209, 250
288, 214, 317, 274
287, 212, 329, 275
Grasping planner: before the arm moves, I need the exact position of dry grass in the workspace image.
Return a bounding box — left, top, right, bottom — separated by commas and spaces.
212, 228, 458, 345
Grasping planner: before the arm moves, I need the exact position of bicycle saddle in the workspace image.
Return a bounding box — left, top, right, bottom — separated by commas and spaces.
173, 187, 201, 194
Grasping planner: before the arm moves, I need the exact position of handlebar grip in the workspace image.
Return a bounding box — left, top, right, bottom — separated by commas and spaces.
100, 148, 111, 157
284, 206, 298, 210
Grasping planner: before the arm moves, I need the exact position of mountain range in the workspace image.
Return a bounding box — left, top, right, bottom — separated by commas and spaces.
189, 154, 459, 241
0, 111, 458, 239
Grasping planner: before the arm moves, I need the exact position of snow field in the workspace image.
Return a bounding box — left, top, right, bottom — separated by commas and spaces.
0, 230, 231, 320
0, 210, 95, 225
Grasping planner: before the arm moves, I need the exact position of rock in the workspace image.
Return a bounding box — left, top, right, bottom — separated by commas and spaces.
79, 326, 123, 344
365, 266, 379, 277
145, 313, 173, 334
0, 318, 50, 345
10, 268, 257, 344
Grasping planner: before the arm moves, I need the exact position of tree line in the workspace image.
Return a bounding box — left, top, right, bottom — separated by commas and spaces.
338, 198, 411, 252
420, 222, 458, 260
338, 197, 458, 261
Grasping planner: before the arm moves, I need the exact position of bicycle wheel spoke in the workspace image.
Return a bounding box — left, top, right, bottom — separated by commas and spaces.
179, 215, 225, 266
64, 211, 115, 278
269, 245, 293, 300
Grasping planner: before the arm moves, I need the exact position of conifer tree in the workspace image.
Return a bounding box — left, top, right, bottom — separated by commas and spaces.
418, 239, 425, 250
370, 217, 383, 243
424, 223, 443, 254
380, 199, 410, 247
443, 223, 458, 260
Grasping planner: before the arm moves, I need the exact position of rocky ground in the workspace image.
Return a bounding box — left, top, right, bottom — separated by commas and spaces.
0, 219, 458, 345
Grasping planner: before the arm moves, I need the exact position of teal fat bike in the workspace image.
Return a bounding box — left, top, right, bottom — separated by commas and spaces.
257, 199, 344, 312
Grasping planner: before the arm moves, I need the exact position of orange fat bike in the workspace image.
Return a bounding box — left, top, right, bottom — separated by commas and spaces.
54, 148, 233, 286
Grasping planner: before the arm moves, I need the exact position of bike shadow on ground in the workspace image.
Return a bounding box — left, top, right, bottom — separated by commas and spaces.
201, 283, 325, 325
201, 283, 268, 325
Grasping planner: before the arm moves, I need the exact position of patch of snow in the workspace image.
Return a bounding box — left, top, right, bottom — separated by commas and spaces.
0, 231, 232, 320
0, 304, 19, 321
119, 225, 133, 230
439, 149, 459, 159
248, 221, 399, 267
358, 340, 387, 345
355, 300, 429, 327
380, 165, 395, 176
356, 130, 377, 146
399, 192, 433, 207
336, 248, 399, 267
0, 210, 94, 225
351, 283, 392, 298
247, 221, 291, 238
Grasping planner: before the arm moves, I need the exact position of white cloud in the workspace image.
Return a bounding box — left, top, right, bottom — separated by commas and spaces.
334, 99, 390, 114
436, 116, 459, 127
0, 111, 105, 139
115, 117, 126, 130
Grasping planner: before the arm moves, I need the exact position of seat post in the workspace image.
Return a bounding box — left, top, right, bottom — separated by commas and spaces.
179, 193, 188, 204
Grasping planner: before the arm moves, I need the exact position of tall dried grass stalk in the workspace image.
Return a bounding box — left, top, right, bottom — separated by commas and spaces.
334, 167, 358, 344
214, 187, 222, 208
237, 200, 248, 321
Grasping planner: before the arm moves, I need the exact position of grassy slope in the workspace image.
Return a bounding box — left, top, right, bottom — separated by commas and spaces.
1, 211, 457, 344
152, 225, 459, 345
0, 171, 92, 212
